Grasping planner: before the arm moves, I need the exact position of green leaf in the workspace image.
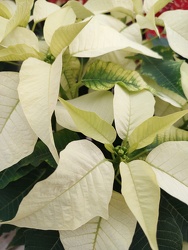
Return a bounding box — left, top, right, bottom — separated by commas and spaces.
18, 53, 63, 163
146, 141, 188, 205
58, 96, 116, 144
24, 229, 64, 250
0, 167, 48, 221
60, 191, 137, 249
0, 225, 16, 236
60, 50, 80, 99
152, 46, 174, 60
0, 72, 37, 171
8, 228, 27, 249
160, 191, 188, 242
20, 129, 80, 168
0, 164, 36, 190
129, 210, 183, 250
148, 126, 188, 150
181, 62, 188, 99
3, 140, 114, 230
139, 55, 186, 98
120, 160, 160, 250
129, 110, 188, 152
114, 85, 155, 140
82, 60, 149, 91
0, 129, 79, 189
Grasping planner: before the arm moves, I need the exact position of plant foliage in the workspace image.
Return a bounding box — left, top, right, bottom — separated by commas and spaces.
0, 0, 188, 249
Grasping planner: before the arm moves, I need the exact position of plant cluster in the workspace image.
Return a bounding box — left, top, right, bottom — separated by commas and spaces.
0, 0, 188, 249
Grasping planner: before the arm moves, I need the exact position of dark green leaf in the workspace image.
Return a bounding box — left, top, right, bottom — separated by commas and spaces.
0, 225, 16, 236
62, 50, 80, 99
0, 129, 79, 189
0, 166, 52, 221
152, 46, 174, 60
0, 164, 37, 190
160, 191, 188, 241
19, 129, 79, 168
138, 55, 185, 98
8, 228, 26, 248
129, 191, 186, 250
82, 60, 149, 91
24, 229, 64, 250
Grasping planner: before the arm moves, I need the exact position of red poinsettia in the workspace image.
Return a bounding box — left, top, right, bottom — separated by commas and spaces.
146, 0, 188, 39
48, 0, 87, 5
158, 0, 188, 13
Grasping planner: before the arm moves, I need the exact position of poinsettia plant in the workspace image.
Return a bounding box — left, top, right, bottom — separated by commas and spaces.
0, 0, 188, 249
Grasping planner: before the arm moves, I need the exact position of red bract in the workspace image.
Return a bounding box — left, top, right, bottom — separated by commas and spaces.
146, 0, 188, 39
158, 0, 188, 13
48, 0, 87, 4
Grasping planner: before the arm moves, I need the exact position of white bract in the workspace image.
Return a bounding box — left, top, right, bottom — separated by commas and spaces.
0, 0, 188, 249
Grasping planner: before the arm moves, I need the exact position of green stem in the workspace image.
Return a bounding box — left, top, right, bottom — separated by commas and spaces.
115, 176, 121, 185
78, 58, 84, 83
4, 61, 20, 66
32, 22, 37, 32
128, 148, 149, 161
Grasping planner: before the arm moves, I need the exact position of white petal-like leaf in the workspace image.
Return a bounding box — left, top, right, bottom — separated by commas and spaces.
60, 191, 137, 250
0, 72, 37, 171
0, 0, 34, 42
129, 110, 188, 152
143, 0, 171, 13
18, 53, 63, 163
121, 23, 142, 44
33, 0, 60, 23
58, 97, 116, 144
0, 0, 16, 18
139, 0, 171, 34
1, 27, 39, 51
50, 19, 90, 57
159, 10, 188, 59
132, 0, 143, 14
114, 85, 155, 140
120, 160, 160, 250
146, 141, 188, 205
69, 16, 161, 58
3, 140, 114, 230
84, 0, 133, 14
183, 242, 188, 250
56, 90, 114, 132
65, 0, 93, 19
44, 6, 76, 46
0, 44, 43, 61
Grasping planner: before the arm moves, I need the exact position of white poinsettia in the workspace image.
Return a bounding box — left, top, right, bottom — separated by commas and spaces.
60, 191, 137, 250
0, 72, 37, 171
3, 140, 114, 230
0, 1, 90, 61
18, 52, 63, 163
159, 10, 188, 59
3, 76, 188, 249
55, 90, 116, 144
